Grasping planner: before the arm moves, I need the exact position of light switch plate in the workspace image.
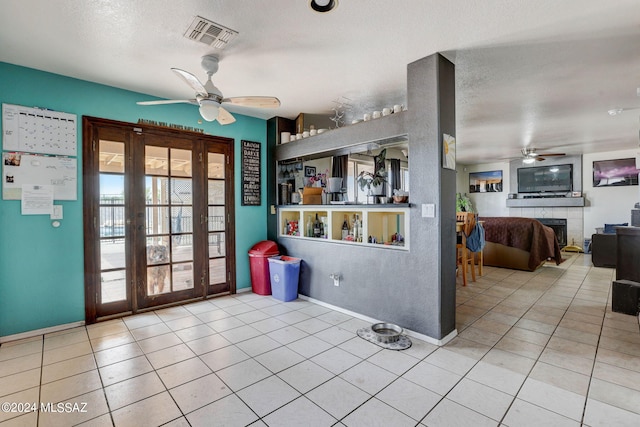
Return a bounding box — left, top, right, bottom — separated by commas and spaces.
422, 203, 435, 218
51, 205, 63, 220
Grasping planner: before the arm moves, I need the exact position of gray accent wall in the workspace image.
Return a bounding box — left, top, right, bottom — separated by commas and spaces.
272, 53, 457, 340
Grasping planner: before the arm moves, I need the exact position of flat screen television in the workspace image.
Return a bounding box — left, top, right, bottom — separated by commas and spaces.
517, 164, 573, 193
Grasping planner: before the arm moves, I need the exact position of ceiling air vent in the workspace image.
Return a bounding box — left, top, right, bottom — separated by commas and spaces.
184, 16, 238, 49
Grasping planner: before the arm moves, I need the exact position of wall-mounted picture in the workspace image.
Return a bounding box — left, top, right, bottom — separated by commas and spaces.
593, 158, 639, 187
443, 134, 456, 170
469, 170, 503, 193
304, 166, 316, 177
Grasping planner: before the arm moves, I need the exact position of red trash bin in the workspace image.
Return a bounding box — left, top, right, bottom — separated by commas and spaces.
248, 241, 279, 295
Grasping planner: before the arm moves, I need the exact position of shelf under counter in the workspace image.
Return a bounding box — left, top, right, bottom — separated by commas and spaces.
278, 205, 410, 250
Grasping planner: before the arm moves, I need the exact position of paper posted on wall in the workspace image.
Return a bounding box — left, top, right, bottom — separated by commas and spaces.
21, 184, 53, 215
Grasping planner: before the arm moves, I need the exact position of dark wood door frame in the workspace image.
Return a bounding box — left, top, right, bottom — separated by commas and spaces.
83, 116, 236, 324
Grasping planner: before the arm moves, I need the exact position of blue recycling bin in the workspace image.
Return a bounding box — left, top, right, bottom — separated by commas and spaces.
268, 256, 301, 302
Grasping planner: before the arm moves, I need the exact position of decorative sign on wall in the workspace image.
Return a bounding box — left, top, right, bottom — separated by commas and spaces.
241, 140, 261, 206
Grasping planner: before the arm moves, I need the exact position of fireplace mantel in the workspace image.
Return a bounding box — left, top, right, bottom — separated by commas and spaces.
506, 197, 585, 208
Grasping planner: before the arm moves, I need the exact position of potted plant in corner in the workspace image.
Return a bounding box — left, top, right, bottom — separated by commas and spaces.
357, 148, 387, 200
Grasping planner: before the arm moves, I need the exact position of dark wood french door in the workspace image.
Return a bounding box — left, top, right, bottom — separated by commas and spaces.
83, 117, 235, 323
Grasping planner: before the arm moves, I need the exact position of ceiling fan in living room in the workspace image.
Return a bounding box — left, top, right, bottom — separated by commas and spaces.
137, 55, 281, 125
521, 147, 566, 164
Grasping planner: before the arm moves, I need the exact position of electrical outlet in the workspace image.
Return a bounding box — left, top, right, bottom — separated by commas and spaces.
330, 273, 340, 286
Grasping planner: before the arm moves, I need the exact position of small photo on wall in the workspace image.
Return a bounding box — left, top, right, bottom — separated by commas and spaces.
304, 166, 316, 177
443, 134, 456, 170
469, 170, 503, 193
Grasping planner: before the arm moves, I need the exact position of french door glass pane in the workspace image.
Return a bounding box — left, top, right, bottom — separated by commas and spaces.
146, 237, 170, 265
99, 140, 125, 173
209, 258, 226, 285
207, 180, 225, 205
208, 232, 226, 257
147, 265, 170, 295
172, 238, 193, 263
208, 153, 225, 178
171, 207, 193, 234
146, 207, 170, 235
173, 262, 194, 290
101, 240, 125, 269
171, 149, 192, 177
208, 207, 225, 231
171, 178, 193, 204
100, 174, 124, 200
145, 146, 169, 175
100, 206, 125, 238
146, 176, 169, 204
101, 270, 126, 303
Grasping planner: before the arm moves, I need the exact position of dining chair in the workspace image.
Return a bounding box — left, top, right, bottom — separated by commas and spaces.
456, 211, 477, 286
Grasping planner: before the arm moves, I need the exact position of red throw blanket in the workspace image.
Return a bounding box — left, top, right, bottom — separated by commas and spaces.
480, 217, 563, 270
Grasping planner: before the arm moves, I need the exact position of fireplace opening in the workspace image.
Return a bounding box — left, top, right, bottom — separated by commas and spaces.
537, 218, 567, 248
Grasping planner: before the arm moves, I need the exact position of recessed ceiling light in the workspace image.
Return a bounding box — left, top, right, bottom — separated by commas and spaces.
310, 0, 338, 13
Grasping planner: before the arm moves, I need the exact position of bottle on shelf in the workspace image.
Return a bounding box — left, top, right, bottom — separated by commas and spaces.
352, 214, 359, 242
283, 219, 289, 236
356, 214, 362, 242
313, 213, 321, 238
341, 215, 349, 240
306, 215, 313, 237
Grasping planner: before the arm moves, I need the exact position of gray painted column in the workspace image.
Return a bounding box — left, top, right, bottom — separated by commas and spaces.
406, 53, 457, 338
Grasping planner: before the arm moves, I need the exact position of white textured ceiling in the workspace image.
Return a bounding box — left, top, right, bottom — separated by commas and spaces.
1, 0, 640, 164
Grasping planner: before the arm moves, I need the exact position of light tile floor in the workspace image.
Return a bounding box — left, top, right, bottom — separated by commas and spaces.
1, 253, 640, 426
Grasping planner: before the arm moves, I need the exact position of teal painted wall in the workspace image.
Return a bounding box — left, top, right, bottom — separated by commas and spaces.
0, 62, 268, 337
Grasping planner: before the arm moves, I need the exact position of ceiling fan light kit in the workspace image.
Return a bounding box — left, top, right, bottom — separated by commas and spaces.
198, 100, 220, 122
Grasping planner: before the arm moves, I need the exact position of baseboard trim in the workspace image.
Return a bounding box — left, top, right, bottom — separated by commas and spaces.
236, 286, 251, 293
297, 295, 457, 346
1, 321, 86, 344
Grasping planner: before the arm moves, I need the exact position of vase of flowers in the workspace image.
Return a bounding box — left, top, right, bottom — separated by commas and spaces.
308, 169, 328, 187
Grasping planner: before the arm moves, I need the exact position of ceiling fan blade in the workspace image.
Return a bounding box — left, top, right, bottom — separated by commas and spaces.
535, 157, 546, 161
222, 96, 281, 108
137, 99, 197, 106
216, 106, 236, 125
172, 68, 208, 97
537, 153, 565, 157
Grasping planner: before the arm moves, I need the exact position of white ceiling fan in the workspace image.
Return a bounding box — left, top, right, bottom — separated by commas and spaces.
137, 55, 280, 125
521, 147, 566, 164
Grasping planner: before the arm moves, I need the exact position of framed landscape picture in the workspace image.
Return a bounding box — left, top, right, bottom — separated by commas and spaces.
469, 170, 503, 193
593, 158, 639, 187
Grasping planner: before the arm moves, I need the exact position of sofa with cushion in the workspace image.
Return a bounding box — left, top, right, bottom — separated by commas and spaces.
591, 223, 628, 268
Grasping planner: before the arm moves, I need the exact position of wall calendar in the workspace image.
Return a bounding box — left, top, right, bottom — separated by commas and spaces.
2, 103, 77, 156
